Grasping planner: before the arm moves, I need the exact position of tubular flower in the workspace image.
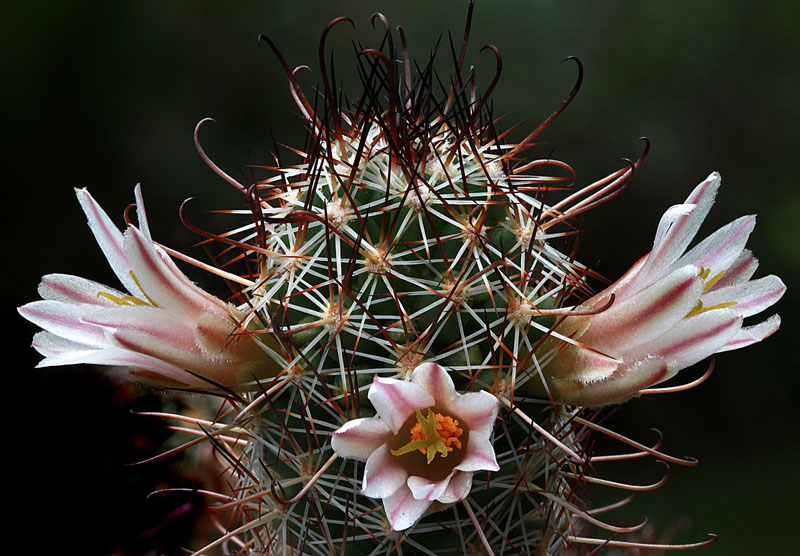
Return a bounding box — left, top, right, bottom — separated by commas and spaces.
526, 172, 786, 406
18, 186, 275, 389
331, 362, 500, 531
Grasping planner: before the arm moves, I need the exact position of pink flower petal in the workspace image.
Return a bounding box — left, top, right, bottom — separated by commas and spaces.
123, 227, 227, 321
701, 275, 786, 318
583, 265, 705, 351
437, 471, 473, 504
675, 215, 755, 274
630, 172, 720, 291
455, 431, 500, 472
410, 362, 457, 406
367, 376, 434, 434
32, 335, 191, 383
650, 309, 742, 376
407, 471, 454, 501
75, 188, 139, 295
445, 391, 499, 436
707, 249, 758, 291
362, 445, 408, 498
31, 331, 94, 357
133, 184, 152, 242
382, 484, 432, 531
38, 274, 122, 307
331, 417, 390, 461
18, 300, 109, 347
717, 314, 781, 352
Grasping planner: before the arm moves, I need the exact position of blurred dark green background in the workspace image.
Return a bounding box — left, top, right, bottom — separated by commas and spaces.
5, 1, 798, 554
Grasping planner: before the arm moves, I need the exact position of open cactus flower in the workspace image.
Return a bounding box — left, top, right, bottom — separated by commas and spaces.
18, 186, 272, 389
331, 362, 500, 531
527, 171, 786, 406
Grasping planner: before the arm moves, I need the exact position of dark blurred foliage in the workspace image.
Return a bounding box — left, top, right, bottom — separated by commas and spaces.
4, 1, 798, 554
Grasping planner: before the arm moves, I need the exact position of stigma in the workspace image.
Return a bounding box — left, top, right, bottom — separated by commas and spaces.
391, 409, 464, 464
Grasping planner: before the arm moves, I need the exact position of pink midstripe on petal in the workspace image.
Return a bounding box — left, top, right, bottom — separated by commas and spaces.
717, 314, 781, 353
38, 274, 123, 307
331, 417, 390, 461
455, 432, 500, 473
368, 376, 434, 434
18, 300, 110, 347
362, 445, 408, 498
702, 275, 786, 318
584, 265, 704, 351
652, 310, 742, 372
124, 227, 231, 322
677, 215, 755, 273
75, 188, 138, 295
445, 391, 499, 437
410, 362, 457, 406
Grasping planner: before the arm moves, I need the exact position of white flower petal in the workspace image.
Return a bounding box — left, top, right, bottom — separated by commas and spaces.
675, 214, 755, 274
123, 227, 227, 321
37, 274, 123, 307
407, 471, 454, 501
437, 471, 473, 504
717, 314, 781, 352
701, 275, 786, 318
383, 484, 432, 531
707, 249, 758, 291
455, 431, 500, 472
584, 265, 705, 351
410, 362, 457, 406
368, 376, 434, 434
18, 300, 109, 348
631, 172, 720, 290
555, 357, 669, 407
75, 187, 139, 295
445, 391, 499, 436
331, 417, 390, 461
33, 339, 190, 381
652, 309, 742, 376
362, 445, 408, 498
31, 331, 94, 357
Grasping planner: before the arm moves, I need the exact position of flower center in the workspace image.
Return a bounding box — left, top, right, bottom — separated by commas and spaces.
390, 408, 463, 464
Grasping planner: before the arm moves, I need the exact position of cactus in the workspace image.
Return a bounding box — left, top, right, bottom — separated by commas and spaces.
19, 3, 785, 555
180, 9, 673, 554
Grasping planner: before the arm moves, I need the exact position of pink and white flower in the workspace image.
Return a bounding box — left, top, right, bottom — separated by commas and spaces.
528, 171, 786, 407
18, 186, 272, 388
331, 362, 500, 531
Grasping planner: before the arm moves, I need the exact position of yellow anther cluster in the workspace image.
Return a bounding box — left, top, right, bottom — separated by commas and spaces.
390, 409, 464, 464
409, 413, 463, 454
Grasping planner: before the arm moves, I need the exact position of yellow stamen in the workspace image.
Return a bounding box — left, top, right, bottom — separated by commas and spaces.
390, 409, 463, 464
96, 271, 158, 307
703, 270, 726, 292
128, 271, 158, 306
685, 300, 738, 318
